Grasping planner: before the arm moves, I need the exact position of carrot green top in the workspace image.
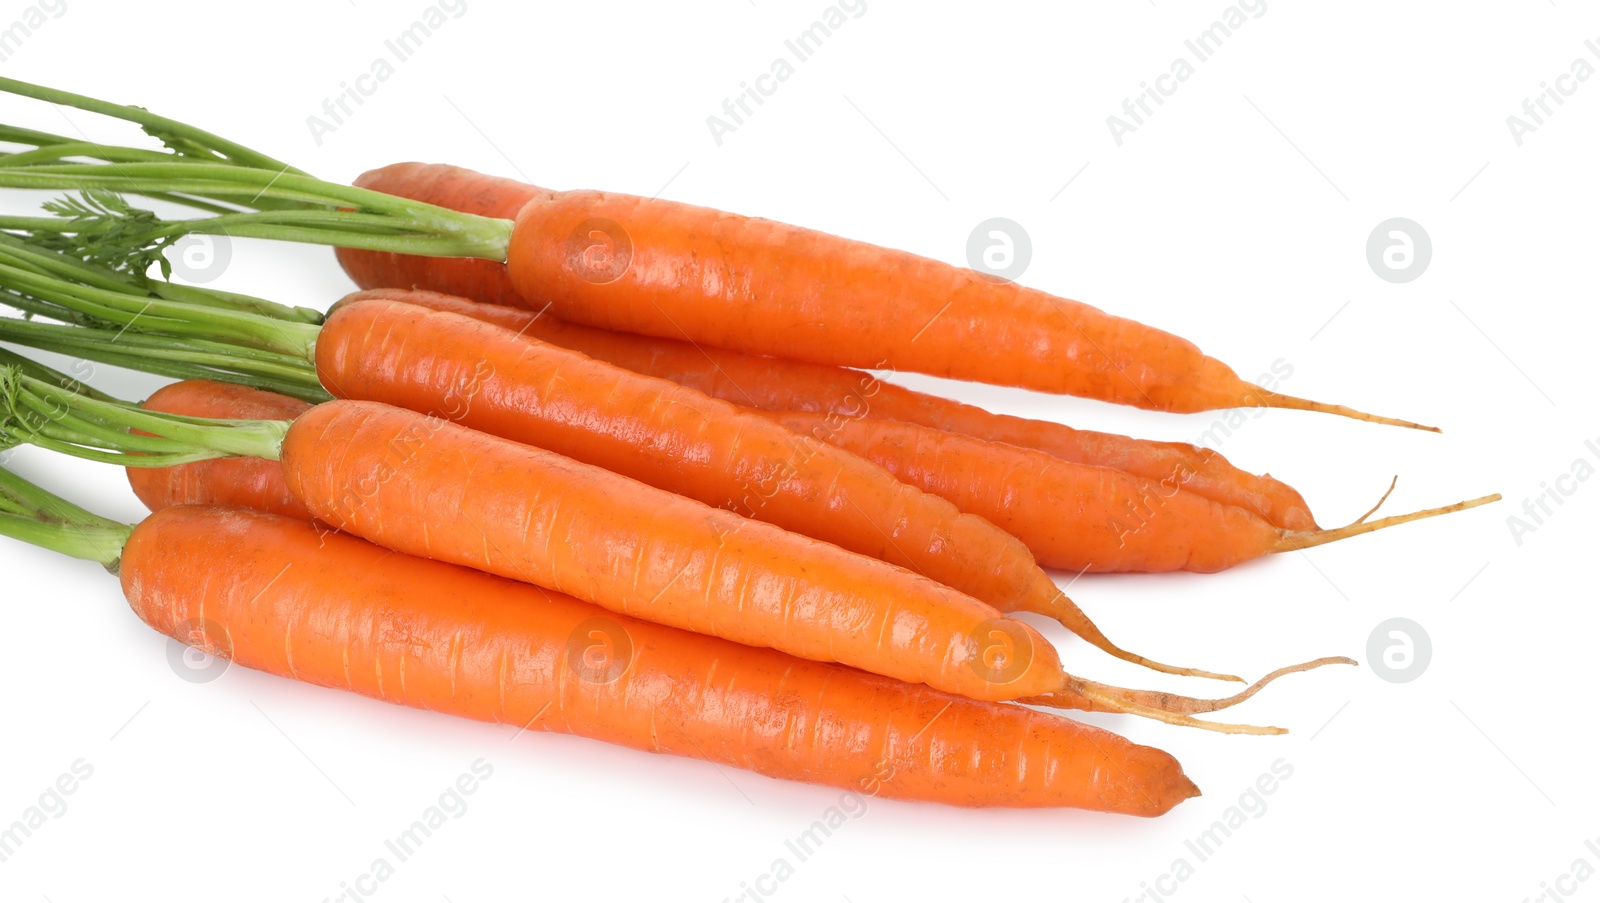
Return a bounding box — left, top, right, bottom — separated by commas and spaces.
0, 235, 330, 402
0, 352, 135, 566
0, 463, 131, 568
0, 77, 517, 272
0, 364, 289, 467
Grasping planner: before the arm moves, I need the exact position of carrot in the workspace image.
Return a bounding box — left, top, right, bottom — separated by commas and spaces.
342, 282, 1318, 532
0, 78, 1435, 428
765, 411, 1500, 573
120, 380, 1336, 719
2, 369, 1345, 733
0, 468, 1199, 813
124, 388, 1330, 722
127, 380, 312, 519
0, 249, 1232, 684
4, 259, 1480, 580
319, 299, 1177, 671
334, 165, 1314, 529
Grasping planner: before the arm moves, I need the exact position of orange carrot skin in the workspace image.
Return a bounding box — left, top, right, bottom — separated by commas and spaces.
127, 380, 313, 520
771, 412, 1284, 574
132, 375, 1111, 693
856, 387, 1318, 533
280, 399, 1068, 703
501, 190, 1261, 412
123, 506, 1194, 813
121, 382, 1102, 710
314, 297, 1068, 623
340, 287, 1315, 533
334, 166, 1314, 530
346, 161, 1276, 412
130, 376, 1276, 574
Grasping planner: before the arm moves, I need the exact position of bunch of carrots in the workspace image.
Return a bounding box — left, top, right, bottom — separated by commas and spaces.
0, 78, 1498, 816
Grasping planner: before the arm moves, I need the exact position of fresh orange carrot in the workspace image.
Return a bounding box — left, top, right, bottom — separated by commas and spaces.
127, 380, 312, 519
5, 373, 1339, 732
330, 161, 1428, 426
0, 81, 1432, 427
121, 381, 1333, 721
765, 411, 1498, 574
316, 298, 1213, 678
507, 199, 1434, 425
0, 469, 1200, 814
0, 247, 1231, 684
336, 167, 1313, 529
124, 377, 1487, 577
360, 284, 1312, 528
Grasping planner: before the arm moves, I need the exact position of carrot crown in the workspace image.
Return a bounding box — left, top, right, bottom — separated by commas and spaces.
0, 78, 516, 274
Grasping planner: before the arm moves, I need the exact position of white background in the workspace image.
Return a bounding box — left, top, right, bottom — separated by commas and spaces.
2, 1, 1597, 901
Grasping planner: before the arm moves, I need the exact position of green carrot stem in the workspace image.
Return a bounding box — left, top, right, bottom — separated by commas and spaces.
0, 346, 112, 401
0, 205, 508, 264
0, 463, 125, 529
0, 230, 142, 293
0, 232, 324, 325
2, 369, 288, 463
0, 510, 130, 568
0, 242, 331, 400
11, 390, 197, 456
0, 123, 80, 150
0, 76, 300, 172
0, 237, 324, 353
0, 289, 95, 326
0, 313, 315, 373
152, 283, 324, 326
0, 166, 515, 262
0, 138, 513, 262
0, 161, 500, 228
11, 432, 224, 468
0, 259, 321, 357
3, 142, 172, 166
0, 319, 329, 403
0, 123, 318, 216
77, 208, 506, 258
0, 457, 132, 569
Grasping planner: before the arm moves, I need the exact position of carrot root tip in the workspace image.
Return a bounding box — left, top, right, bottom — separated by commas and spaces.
1052, 654, 1357, 735
1275, 493, 1502, 554
1351, 475, 1400, 526
1253, 389, 1440, 432
1032, 592, 1245, 683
